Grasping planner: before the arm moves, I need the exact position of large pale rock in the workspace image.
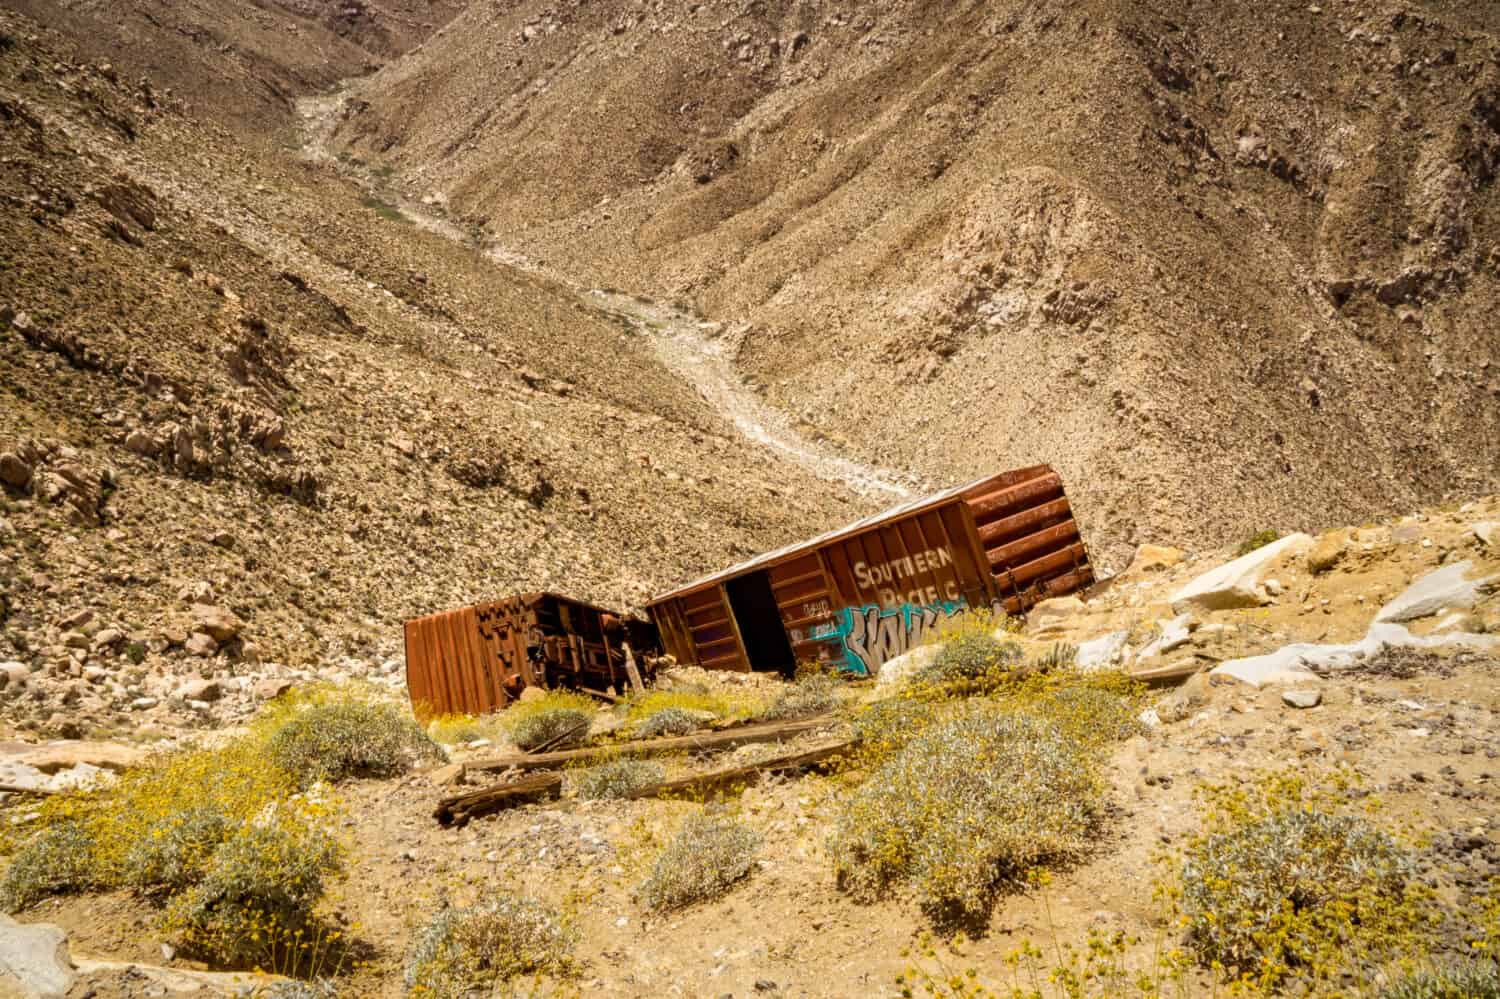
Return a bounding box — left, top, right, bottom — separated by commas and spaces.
0, 915, 74, 998
1137, 614, 1194, 660
1376, 561, 1499, 623
875, 643, 941, 692
12, 741, 148, 775
1471, 522, 1497, 549
1027, 596, 1087, 636
1075, 630, 1128, 672
189, 604, 242, 641
1170, 534, 1313, 613
1123, 544, 1184, 576
1211, 621, 1500, 688
184, 632, 218, 657
1306, 530, 1349, 574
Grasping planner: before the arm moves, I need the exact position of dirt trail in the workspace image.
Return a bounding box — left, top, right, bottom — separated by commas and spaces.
297, 90, 914, 501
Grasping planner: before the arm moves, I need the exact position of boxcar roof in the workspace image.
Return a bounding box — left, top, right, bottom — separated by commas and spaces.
649, 472, 1006, 605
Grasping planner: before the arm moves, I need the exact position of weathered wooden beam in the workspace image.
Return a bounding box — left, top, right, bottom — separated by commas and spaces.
623, 740, 858, 800
467, 715, 837, 774
434, 772, 562, 828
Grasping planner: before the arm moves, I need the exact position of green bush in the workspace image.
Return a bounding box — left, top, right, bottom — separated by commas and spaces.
574, 759, 665, 801
1236, 529, 1281, 556
1180, 808, 1415, 979
0, 821, 98, 911
265, 700, 444, 788
635, 707, 700, 738
913, 630, 1021, 688
122, 804, 231, 894
508, 708, 592, 751
829, 703, 1100, 925
640, 813, 761, 911
762, 674, 840, 720
404, 895, 575, 997
165, 816, 342, 966
1379, 961, 1500, 998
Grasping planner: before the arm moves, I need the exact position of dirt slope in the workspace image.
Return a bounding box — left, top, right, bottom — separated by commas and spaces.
332, 0, 1500, 566
1, 0, 467, 134
0, 5, 870, 739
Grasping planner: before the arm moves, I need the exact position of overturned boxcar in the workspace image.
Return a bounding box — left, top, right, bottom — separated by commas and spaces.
645, 465, 1093, 678
403, 593, 660, 719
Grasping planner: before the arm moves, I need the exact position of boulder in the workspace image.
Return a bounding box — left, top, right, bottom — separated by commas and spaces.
252, 677, 293, 700
0, 914, 74, 998
874, 643, 940, 692
1376, 561, 1499, 623
184, 633, 218, 657
1075, 630, 1128, 672
1169, 534, 1313, 613
15, 741, 147, 774
189, 604, 243, 641
1137, 614, 1194, 660
0, 453, 32, 490
1473, 522, 1497, 549
1306, 530, 1348, 574
1027, 596, 1087, 637
1122, 544, 1184, 576
175, 678, 221, 703
1282, 689, 1322, 709
0, 662, 30, 692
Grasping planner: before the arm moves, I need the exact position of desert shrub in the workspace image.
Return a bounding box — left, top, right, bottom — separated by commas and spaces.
913, 630, 1022, 689
122, 803, 232, 894
264, 978, 338, 998
0, 821, 99, 911
264, 698, 443, 789
1379, 960, 1500, 998
635, 707, 700, 738
404, 895, 575, 997
640, 813, 761, 911
427, 713, 497, 746
762, 674, 841, 720
848, 696, 942, 767
509, 708, 593, 750
829, 703, 1100, 925
1019, 683, 1142, 746
1177, 774, 1423, 989
623, 687, 764, 723
501, 691, 597, 751
1236, 529, 1281, 556
574, 759, 666, 800
165, 814, 342, 966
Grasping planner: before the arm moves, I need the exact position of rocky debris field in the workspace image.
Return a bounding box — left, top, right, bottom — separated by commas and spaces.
0, 7, 874, 745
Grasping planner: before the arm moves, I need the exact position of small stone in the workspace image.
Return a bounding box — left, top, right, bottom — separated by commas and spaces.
190, 604, 243, 641
176, 678, 221, 702
430, 763, 465, 786
253, 677, 294, 700
130, 696, 159, 711
208, 531, 235, 549
184, 632, 218, 657
0, 452, 32, 488
1283, 689, 1322, 709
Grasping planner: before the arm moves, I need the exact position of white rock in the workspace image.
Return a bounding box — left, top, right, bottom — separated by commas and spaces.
1075, 631, 1128, 672
1170, 534, 1314, 613
1282, 689, 1322, 709
129, 696, 158, 711
1474, 522, 1498, 548
874, 643, 940, 692
1137, 614, 1194, 659
0, 913, 75, 998
1376, 561, 1498, 623
1212, 621, 1500, 687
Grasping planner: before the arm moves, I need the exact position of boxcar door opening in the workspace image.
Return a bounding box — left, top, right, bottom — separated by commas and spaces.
724, 570, 796, 676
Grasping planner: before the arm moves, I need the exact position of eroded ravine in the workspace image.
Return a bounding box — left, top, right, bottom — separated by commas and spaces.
296, 90, 914, 501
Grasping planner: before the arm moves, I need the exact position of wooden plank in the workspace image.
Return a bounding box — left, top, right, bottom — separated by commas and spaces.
467, 715, 838, 773
623, 740, 858, 800
434, 772, 562, 828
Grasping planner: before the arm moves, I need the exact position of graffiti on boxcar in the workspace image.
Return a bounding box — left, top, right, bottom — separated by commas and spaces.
810, 599, 969, 676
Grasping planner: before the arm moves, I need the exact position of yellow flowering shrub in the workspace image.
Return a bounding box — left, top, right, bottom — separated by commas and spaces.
405, 895, 576, 997
500, 691, 598, 750
639, 812, 761, 911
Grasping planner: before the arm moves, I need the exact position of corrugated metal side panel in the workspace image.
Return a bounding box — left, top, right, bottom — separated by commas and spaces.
964, 466, 1094, 613
767, 551, 835, 666
680, 586, 748, 671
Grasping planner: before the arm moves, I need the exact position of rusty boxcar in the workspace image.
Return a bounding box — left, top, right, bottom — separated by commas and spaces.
645, 465, 1092, 678
403, 593, 660, 719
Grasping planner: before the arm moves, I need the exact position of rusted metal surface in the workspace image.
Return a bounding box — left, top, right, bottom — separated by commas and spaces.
404, 593, 659, 720
647, 465, 1093, 677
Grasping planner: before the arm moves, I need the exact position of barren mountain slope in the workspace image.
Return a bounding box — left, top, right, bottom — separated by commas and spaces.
0, 6, 869, 738
333, 0, 1500, 565
1, 0, 467, 133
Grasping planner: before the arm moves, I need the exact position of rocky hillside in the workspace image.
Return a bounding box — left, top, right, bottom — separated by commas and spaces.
331, 0, 1500, 564
0, 5, 872, 740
